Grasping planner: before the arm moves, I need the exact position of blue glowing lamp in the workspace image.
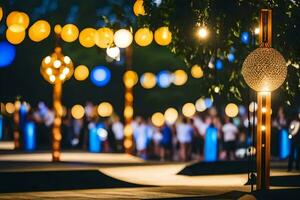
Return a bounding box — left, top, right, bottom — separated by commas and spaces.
215, 59, 223, 70
90, 66, 111, 87
204, 98, 213, 108
227, 53, 235, 63
241, 32, 250, 44
0, 41, 16, 68
157, 70, 172, 88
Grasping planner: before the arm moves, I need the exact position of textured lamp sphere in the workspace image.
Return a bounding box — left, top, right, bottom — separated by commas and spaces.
74, 65, 89, 81
123, 70, 138, 88
7, 11, 29, 32
133, 0, 146, 16
164, 108, 178, 125
151, 112, 165, 127
173, 70, 188, 86
114, 29, 133, 48
191, 65, 203, 78
61, 24, 79, 42
182, 103, 196, 118
95, 27, 114, 48
225, 103, 239, 118
140, 72, 156, 89
134, 28, 153, 46
41, 47, 74, 84
242, 47, 287, 92
79, 28, 96, 48
6, 28, 25, 44
154, 27, 172, 46
29, 20, 51, 42
71, 104, 85, 120
97, 102, 113, 117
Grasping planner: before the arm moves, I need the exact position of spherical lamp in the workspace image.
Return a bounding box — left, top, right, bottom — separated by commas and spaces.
242, 47, 287, 92
182, 103, 196, 118
133, 0, 146, 16
106, 47, 120, 60
79, 28, 96, 48
157, 70, 172, 88
195, 97, 206, 112
74, 65, 89, 81
225, 103, 239, 118
28, 20, 51, 42
173, 69, 188, 86
90, 66, 111, 87
140, 72, 156, 89
134, 28, 153, 46
164, 108, 178, 124
0, 41, 16, 68
6, 28, 25, 44
151, 112, 165, 127
114, 29, 133, 48
154, 27, 172, 46
54, 24, 62, 35
123, 70, 138, 88
61, 24, 79, 42
97, 102, 113, 117
71, 104, 85, 119
95, 27, 114, 48
6, 11, 29, 32
191, 65, 203, 78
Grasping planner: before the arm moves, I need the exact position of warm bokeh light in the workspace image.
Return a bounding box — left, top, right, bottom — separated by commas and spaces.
225, 103, 239, 118
164, 108, 178, 124
182, 103, 196, 118
124, 124, 133, 137
249, 101, 257, 113
195, 97, 206, 112
123, 70, 138, 88
71, 104, 85, 119
6, 28, 25, 44
173, 70, 188, 86
133, 0, 146, 16
125, 92, 133, 102
28, 20, 51, 42
254, 27, 260, 35
74, 65, 89, 81
97, 102, 113, 117
191, 65, 203, 78
151, 112, 165, 127
157, 70, 172, 88
114, 29, 133, 48
106, 47, 120, 60
90, 66, 111, 87
0, 41, 16, 68
134, 28, 153, 47
140, 72, 156, 89
6, 11, 29, 32
124, 138, 133, 148
54, 24, 62, 35
61, 24, 79, 42
197, 26, 208, 39
95, 27, 114, 48
79, 28, 96, 48
5, 102, 15, 114
154, 27, 172, 46
124, 106, 134, 119
0, 7, 3, 22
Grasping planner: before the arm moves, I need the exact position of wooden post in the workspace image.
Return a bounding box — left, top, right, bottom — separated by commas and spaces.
13, 101, 20, 149
52, 80, 62, 161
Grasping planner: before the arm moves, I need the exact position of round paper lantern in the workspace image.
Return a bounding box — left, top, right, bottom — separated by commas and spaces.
61, 24, 79, 42
79, 28, 96, 48
114, 29, 133, 48
173, 69, 188, 86
195, 97, 206, 112
90, 66, 111, 87
225, 103, 239, 118
71, 104, 85, 119
182, 103, 196, 118
74, 65, 89, 81
6, 11, 29, 32
97, 102, 113, 117
164, 108, 178, 124
151, 112, 165, 127
242, 47, 287, 92
140, 72, 156, 89
6, 29, 25, 44
191, 65, 203, 78
133, 0, 146, 16
95, 27, 114, 48
154, 27, 172, 46
0, 41, 16, 68
0, 7, 3, 22
134, 28, 153, 46
123, 70, 138, 88
28, 20, 51, 42
54, 24, 62, 35
157, 70, 172, 88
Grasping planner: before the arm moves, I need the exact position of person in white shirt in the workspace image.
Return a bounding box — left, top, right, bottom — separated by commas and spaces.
176, 116, 193, 161
222, 117, 239, 160
112, 116, 124, 152
133, 117, 148, 159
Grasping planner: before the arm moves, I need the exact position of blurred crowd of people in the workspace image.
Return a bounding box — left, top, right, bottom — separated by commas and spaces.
1, 101, 300, 164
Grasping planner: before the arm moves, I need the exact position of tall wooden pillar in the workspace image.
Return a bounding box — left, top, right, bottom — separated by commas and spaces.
52, 80, 62, 161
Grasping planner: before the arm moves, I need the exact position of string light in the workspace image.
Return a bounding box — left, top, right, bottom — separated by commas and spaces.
197, 26, 208, 39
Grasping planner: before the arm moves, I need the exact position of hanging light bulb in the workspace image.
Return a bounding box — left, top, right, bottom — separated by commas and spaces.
106, 46, 120, 61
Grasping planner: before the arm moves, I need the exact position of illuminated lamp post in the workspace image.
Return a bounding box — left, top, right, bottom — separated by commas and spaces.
242, 9, 287, 190
40, 46, 73, 162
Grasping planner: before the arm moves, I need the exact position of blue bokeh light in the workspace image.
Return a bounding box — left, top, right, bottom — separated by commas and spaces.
227, 53, 235, 63
157, 70, 172, 88
241, 32, 250, 44
204, 98, 213, 108
24, 122, 36, 151
215, 59, 223, 70
90, 66, 111, 87
0, 41, 16, 68
204, 126, 218, 162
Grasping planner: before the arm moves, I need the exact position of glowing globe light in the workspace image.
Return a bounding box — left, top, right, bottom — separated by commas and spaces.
79, 28, 96, 48
241, 31, 250, 44
0, 41, 16, 68
195, 98, 207, 112
249, 101, 258, 113
173, 70, 188, 86
215, 59, 223, 70
151, 112, 165, 127
204, 98, 213, 108
106, 47, 120, 61
90, 66, 111, 87
71, 104, 85, 119
154, 27, 172, 46
114, 29, 133, 48
191, 65, 203, 78
134, 28, 153, 47
140, 72, 156, 89
97, 102, 113, 117
164, 108, 178, 124
157, 70, 172, 88
242, 47, 287, 92
61, 24, 79, 42
6, 29, 25, 44
5, 102, 15, 114
197, 26, 209, 39
74, 65, 89, 81
28, 20, 51, 42
0, 7, 3, 22
225, 103, 239, 118
182, 103, 196, 118
133, 0, 146, 16
95, 27, 114, 48
6, 11, 29, 32
123, 70, 138, 88
54, 24, 62, 35
124, 106, 134, 119
124, 124, 133, 137
227, 53, 235, 63
254, 27, 260, 35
